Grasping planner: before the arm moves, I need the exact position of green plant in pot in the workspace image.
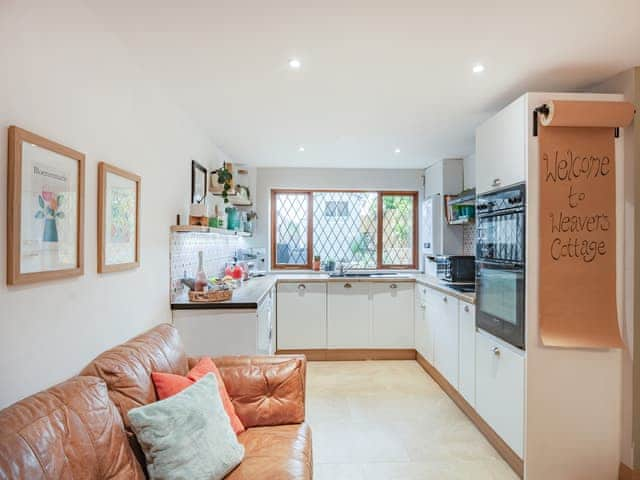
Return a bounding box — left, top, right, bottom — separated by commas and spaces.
215, 163, 233, 203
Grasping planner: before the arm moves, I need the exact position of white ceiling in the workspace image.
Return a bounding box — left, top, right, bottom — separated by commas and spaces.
87, 0, 640, 169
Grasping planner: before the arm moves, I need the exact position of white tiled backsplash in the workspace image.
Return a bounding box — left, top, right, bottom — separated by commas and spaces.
170, 232, 244, 289
462, 223, 476, 256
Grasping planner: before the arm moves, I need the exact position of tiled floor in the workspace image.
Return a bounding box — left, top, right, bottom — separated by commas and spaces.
307, 360, 519, 480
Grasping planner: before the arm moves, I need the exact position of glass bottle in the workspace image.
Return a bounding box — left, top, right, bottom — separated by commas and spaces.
194, 251, 208, 292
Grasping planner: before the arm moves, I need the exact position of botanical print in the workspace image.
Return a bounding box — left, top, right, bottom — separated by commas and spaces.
20, 143, 78, 274
105, 172, 137, 265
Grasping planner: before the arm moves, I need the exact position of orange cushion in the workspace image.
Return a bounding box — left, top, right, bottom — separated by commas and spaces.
151, 357, 245, 434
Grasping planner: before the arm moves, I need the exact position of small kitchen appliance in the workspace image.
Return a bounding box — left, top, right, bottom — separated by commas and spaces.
435, 255, 476, 283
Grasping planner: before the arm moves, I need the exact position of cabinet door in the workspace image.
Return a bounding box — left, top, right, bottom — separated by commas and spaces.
414, 285, 427, 355
328, 282, 371, 348
476, 95, 526, 193
256, 292, 273, 355
277, 282, 327, 349
432, 292, 460, 388
458, 301, 476, 406
371, 282, 414, 347
476, 330, 525, 458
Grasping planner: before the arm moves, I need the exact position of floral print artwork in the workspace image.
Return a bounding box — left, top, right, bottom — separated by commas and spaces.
34, 191, 65, 242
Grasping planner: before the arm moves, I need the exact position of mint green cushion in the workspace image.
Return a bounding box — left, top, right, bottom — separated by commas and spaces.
128, 373, 244, 480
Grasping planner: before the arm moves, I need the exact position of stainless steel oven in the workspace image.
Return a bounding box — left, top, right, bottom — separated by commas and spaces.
476, 183, 525, 349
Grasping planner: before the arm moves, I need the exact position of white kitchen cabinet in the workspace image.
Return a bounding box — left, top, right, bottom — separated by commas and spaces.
415, 284, 434, 362
475, 329, 525, 458
277, 282, 327, 349
328, 281, 371, 348
431, 290, 460, 388
458, 301, 476, 406
476, 95, 526, 193
173, 289, 275, 356
371, 282, 414, 348
424, 158, 464, 197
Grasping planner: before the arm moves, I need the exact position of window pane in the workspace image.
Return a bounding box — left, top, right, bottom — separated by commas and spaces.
381, 194, 414, 266
313, 192, 377, 269
274, 193, 308, 265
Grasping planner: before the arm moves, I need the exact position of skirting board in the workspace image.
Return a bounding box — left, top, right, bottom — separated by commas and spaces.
619, 462, 640, 480
416, 352, 525, 479
276, 348, 416, 361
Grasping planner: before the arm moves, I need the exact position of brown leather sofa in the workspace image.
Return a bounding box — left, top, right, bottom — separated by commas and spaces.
0, 324, 312, 479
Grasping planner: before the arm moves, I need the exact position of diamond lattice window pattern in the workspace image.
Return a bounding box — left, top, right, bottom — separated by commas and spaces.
381, 195, 414, 265
313, 192, 378, 268
274, 193, 308, 265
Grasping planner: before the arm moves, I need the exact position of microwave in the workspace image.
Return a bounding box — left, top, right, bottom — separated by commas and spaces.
434, 255, 476, 283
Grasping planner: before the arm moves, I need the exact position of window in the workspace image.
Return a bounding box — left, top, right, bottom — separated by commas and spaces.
271, 190, 418, 270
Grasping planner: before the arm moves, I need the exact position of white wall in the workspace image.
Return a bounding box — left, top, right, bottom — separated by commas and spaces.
252, 167, 424, 268
463, 154, 476, 189
590, 68, 638, 470
0, 0, 228, 408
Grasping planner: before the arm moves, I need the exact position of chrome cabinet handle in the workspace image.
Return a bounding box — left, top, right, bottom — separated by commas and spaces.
464, 305, 470, 313
443, 296, 448, 302
491, 346, 501, 356
344, 283, 352, 289
297, 284, 306, 291
492, 178, 502, 187
390, 283, 398, 289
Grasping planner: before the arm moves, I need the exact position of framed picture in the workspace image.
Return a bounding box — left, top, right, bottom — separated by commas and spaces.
98, 162, 141, 273
191, 160, 207, 204
7, 126, 85, 285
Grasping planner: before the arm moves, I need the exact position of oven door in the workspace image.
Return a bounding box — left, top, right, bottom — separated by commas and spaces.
476, 208, 525, 263
476, 259, 525, 349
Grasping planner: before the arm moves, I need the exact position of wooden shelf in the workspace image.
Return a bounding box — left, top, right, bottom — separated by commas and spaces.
211, 192, 253, 207
171, 225, 252, 237
448, 217, 475, 225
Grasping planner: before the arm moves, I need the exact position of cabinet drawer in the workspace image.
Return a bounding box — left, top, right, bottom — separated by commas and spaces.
328, 282, 371, 348
277, 282, 327, 349
475, 330, 524, 457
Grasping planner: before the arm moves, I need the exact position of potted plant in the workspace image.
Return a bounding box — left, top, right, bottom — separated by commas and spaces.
312, 255, 321, 271
214, 163, 233, 203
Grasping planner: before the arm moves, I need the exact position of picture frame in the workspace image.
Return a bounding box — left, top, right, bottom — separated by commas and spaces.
191, 160, 207, 204
98, 162, 141, 273
7, 126, 85, 285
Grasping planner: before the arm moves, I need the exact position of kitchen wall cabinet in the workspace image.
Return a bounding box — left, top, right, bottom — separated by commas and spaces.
475, 95, 526, 194
424, 158, 464, 197
371, 282, 414, 347
475, 329, 525, 457
431, 290, 460, 388
458, 301, 476, 407
327, 282, 371, 347
277, 282, 327, 349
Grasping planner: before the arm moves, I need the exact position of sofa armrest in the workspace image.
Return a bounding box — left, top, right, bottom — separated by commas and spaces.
188, 355, 307, 428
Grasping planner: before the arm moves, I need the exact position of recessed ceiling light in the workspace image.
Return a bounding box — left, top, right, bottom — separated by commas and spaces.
288, 58, 302, 70
298, 146, 305, 152
394, 148, 401, 154
472, 64, 485, 74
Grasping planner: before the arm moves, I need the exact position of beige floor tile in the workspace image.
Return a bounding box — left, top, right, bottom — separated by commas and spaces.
307, 361, 518, 480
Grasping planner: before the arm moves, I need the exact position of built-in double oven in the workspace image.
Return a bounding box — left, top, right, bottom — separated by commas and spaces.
475, 183, 526, 349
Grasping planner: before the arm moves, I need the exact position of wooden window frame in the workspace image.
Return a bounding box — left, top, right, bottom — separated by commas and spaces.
271, 189, 418, 270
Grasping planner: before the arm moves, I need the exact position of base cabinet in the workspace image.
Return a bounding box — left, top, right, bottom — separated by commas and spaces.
327, 282, 371, 347
458, 301, 476, 407
277, 282, 327, 349
371, 282, 414, 348
475, 330, 525, 457
431, 290, 460, 389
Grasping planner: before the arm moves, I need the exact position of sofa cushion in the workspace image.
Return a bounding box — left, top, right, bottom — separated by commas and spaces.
214, 357, 306, 428
80, 324, 188, 428
0, 376, 144, 480
226, 423, 312, 480
152, 356, 245, 434
128, 374, 244, 480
